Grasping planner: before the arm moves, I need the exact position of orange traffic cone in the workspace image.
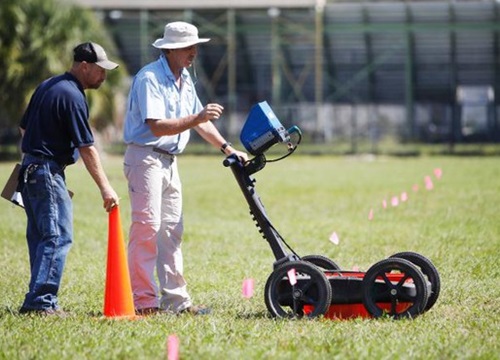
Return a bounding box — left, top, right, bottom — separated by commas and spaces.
103, 205, 136, 318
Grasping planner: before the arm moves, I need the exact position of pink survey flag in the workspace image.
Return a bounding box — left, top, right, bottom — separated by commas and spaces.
352, 265, 360, 271
434, 168, 443, 179
401, 192, 408, 202
382, 199, 387, 209
391, 196, 399, 207
287, 268, 297, 286
412, 184, 419, 192
329, 231, 340, 245
368, 208, 374, 221
167, 334, 180, 360
425, 176, 434, 190
242, 278, 255, 299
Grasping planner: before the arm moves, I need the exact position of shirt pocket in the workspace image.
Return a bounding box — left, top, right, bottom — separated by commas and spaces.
181, 86, 195, 113
161, 85, 179, 116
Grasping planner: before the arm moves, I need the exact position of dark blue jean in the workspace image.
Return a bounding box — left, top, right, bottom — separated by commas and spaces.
20, 154, 73, 311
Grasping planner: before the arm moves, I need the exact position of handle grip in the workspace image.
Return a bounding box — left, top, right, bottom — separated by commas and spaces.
223, 154, 239, 167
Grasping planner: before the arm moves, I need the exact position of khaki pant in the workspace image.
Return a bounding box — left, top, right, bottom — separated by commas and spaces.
124, 145, 191, 312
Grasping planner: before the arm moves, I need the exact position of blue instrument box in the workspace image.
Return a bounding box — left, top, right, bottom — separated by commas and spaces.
240, 101, 288, 155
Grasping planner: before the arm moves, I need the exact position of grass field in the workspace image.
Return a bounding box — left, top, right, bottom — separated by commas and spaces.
0, 153, 498, 359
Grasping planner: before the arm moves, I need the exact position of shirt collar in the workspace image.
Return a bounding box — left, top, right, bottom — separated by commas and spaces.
159, 55, 190, 84
64, 72, 85, 95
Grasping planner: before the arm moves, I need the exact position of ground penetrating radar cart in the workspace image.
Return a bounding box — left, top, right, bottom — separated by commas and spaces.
223, 101, 441, 319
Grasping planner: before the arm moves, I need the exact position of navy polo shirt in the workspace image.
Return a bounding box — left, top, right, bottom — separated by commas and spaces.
20, 72, 94, 166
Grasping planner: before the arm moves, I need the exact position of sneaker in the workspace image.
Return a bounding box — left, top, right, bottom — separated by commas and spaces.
136, 307, 174, 316
178, 305, 211, 316
136, 307, 161, 316
19, 307, 69, 318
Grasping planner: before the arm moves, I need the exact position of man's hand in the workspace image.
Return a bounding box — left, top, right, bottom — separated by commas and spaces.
222, 145, 249, 163
197, 103, 224, 123
102, 186, 119, 212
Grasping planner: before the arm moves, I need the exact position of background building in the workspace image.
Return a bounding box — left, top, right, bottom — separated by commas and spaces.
66, 0, 500, 148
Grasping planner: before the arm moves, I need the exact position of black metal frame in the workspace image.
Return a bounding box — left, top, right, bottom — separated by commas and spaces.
223, 154, 299, 266
223, 153, 435, 319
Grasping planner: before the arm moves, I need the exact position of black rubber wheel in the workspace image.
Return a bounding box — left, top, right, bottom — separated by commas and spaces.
301, 254, 341, 271
389, 251, 440, 311
264, 261, 332, 319
362, 258, 428, 319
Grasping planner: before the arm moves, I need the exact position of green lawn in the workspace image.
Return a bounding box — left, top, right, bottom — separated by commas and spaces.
0, 154, 498, 359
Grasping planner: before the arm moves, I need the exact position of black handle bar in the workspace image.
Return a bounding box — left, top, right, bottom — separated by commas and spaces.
223, 154, 240, 167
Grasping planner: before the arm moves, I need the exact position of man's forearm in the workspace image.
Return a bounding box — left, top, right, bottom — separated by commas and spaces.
146, 114, 201, 137
78, 145, 112, 192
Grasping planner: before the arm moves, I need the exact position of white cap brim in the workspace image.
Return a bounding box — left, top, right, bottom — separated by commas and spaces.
96, 60, 119, 70
152, 38, 210, 50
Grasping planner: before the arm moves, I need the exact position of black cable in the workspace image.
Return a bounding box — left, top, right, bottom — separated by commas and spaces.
265, 218, 300, 257
266, 132, 302, 163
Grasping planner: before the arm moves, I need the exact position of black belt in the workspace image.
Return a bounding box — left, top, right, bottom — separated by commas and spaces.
152, 147, 174, 156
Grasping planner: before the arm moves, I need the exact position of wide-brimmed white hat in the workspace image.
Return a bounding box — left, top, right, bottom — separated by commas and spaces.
152, 22, 210, 49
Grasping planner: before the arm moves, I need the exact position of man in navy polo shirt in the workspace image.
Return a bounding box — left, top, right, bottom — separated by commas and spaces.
18, 42, 120, 316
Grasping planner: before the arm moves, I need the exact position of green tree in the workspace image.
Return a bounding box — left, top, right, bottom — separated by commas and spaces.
0, 0, 127, 134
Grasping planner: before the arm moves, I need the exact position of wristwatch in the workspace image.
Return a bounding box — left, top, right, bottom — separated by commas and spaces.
220, 142, 232, 153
